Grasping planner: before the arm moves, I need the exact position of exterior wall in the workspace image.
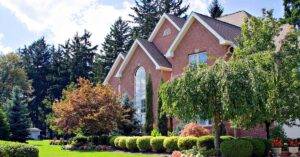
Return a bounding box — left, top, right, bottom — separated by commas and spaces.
152, 20, 179, 55
107, 59, 123, 93
169, 19, 229, 77
119, 46, 168, 124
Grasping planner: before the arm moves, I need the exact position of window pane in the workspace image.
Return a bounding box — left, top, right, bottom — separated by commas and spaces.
135, 67, 146, 125
198, 52, 207, 63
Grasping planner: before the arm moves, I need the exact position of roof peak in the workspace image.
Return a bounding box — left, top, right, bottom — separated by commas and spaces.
220, 10, 252, 18
194, 12, 241, 29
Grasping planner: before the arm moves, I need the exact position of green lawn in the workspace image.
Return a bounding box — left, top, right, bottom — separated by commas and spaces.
28, 140, 160, 157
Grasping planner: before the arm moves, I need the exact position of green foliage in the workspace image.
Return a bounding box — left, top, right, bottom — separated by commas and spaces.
282, 0, 300, 27
242, 138, 266, 157
270, 125, 287, 140
144, 75, 153, 134
71, 136, 88, 147
151, 128, 162, 137
126, 137, 138, 151
136, 136, 152, 151
8, 87, 30, 142
220, 139, 253, 157
197, 135, 214, 149
118, 137, 128, 149
114, 136, 125, 148
157, 82, 168, 135
163, 136, 179, 152
0, 108, 9, 140
88, 135, 109, 145
208, 0, 224, 18
220, 136, 234, 142
178, 137, 198, 150
109, 136, 119, 146
150, 137, 166, 152
0, 140, 39, 157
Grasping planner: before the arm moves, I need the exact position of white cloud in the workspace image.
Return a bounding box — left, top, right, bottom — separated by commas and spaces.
0, 0, 133, 47
0, 33, 13, 54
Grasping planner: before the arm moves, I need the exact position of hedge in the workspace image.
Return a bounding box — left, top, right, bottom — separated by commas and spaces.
0, 141, 39, 157
178, 137, 198, 150
220, 139, 253, 157
114, 137, 125, 148
197, 135, 214, 149
109, 136, 119, 146
242, 138, 265, 157
118, 137, 128, 150
163, 136, 179, 152
126, 137, 138, 151
136, 136, 152, 152
150, 137, 166, 152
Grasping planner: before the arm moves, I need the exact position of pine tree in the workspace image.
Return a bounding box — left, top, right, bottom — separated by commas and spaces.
8, 87, 30, 142
0, 107, 9, 140
282, 0, 300, 27
157, 81, 168, 136
208, 0, 224, 18
63, 30, 98, 82
144, 74, 153, 134
96, 17, 131, 83
158, 0, 189, 17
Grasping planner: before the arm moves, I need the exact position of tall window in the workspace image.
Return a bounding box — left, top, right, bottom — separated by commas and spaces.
135, 67, 146, 125
188, 52, 208, 65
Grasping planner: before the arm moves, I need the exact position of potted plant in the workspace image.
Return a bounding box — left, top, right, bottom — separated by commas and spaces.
271, 138, 283, 157
288, 139, 299, 157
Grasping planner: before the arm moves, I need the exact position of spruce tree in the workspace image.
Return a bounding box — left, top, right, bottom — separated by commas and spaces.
157, 81, 168, 136
144, 74, 153, 134
8, 87, 30, 142
208, 0, 224, 18
158, 0, 189, 17
282, 0, 300, 27
97, 17, 131, 83
0, 107, 9, 140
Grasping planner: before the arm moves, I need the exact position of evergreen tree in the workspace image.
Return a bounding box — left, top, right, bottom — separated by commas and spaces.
63, 30, 98, 82
144, 74, 153, 134
118, 94, 140, 135
158, 0, 189, 17
96, 17, 131, 83
18, 37, 52, 134
8, 87, 30, 142
282, 0, 300, 27
0, 107, 9, 140
157, 81, 168, 136
208, 0, 224, 18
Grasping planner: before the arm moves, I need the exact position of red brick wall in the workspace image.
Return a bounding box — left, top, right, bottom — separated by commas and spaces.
107, 59, 123, 93
152, 19, 179, 55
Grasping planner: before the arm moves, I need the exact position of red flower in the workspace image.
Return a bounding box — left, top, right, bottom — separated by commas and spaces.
288, 139, 299, 147
272, 138, 283, 148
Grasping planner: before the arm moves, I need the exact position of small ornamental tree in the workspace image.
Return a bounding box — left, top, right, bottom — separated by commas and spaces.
0, 107, 9, 140
52, 78, 124, 135
8, 86, 30, 142
158, 81, 168, 135
144, 74, 153, 134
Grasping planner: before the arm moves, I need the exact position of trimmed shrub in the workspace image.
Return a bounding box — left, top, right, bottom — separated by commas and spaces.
150, 137, 166, 152
197, 135, 214, 149
163, 136, 179, 152
109, 136, 118, 146
180, 123, 209, 137
178, 136, 198, 150
118, 137, 128, 149
126, 137, 138, 151
242, 138, 265, 157
261, 138, 271, 156
88, 135, 109, 145
71, 136, 88, 147
0, 141, 39, 157
220, 135, 234, 142
137, 136, 152, 152
114, 137, 123, 148
220, 139, 253, 157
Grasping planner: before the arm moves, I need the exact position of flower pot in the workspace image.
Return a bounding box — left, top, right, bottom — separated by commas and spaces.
288, 147, 299, 157
272, 148, 282, 157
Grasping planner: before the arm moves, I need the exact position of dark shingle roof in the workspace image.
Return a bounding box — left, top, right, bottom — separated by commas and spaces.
166, 14, 186, 29
194, 12, 241, 44
137, 39, 172, 68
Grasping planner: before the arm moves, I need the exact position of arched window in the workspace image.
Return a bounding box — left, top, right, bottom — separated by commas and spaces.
135, 67, 146, 125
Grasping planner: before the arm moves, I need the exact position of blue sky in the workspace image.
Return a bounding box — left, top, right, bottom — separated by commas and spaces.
0, 0, 284, 54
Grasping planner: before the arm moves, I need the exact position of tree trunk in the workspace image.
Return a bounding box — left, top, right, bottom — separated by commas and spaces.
213, 114, 222, 157
265, 121, 271, 139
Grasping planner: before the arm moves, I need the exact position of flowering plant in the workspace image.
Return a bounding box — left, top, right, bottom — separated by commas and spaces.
288, 139, 299, 147
272, 138, 283, 148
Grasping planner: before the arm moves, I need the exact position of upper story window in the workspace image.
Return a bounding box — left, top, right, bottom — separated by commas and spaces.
163, 28, 171, 37
188, 52, 208, 65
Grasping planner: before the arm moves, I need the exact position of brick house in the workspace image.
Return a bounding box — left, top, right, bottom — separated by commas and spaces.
104, 11, 268, 137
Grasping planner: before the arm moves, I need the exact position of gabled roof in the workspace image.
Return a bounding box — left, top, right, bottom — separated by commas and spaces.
103, 53, 125, 85
148, 13, 185, 41
217, 10, 252, 27
116, 39, 172, 77
166, 12, 241, 58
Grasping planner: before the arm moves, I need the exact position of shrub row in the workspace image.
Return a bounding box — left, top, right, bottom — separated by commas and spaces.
112, 135, 234, 153
69, 135, 110, 147
0, 141, 39, 157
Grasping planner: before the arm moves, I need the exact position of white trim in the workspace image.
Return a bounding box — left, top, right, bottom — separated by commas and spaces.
148, 14, 181, 42
166, 12, 235, 58
103, 53, 124, 85
116, 39, 172, 78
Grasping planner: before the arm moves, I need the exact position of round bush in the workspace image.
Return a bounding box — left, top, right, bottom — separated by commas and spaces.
197, 135, 214, 149
220, 139, 253, 157
0, 147, 8, 157
180, 123, 210, 137
109, 136, 118, 146
243, 138, 265, 157
220, 135, 234, 142
137, 136, 152, 152
114, 137, 123, 148
126, 137, 138, 151
178, 136, 198, 150
0, 141, 39, 157
150, 137, 166, 152
118, 137, 128, 149
163, 136, 179, 152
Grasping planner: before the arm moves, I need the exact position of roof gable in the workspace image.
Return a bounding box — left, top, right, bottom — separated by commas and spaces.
103, 53, 124, 85
217, 10, 252, 27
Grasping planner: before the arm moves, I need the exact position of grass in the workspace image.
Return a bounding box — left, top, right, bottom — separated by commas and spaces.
28, 140, 160, 157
